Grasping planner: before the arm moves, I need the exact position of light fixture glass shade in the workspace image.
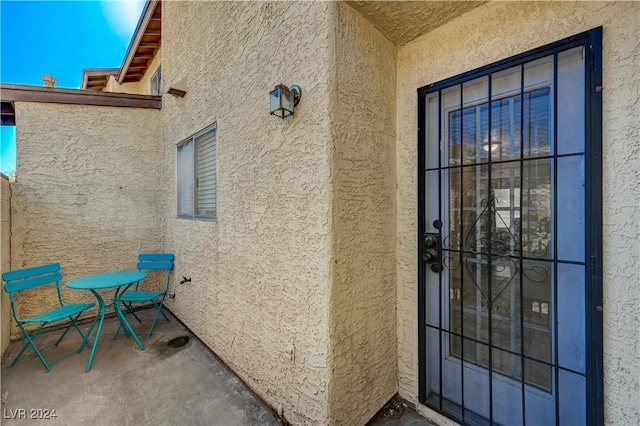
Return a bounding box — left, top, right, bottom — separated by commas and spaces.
270, 84, 294, 118
482, 140, 501, 152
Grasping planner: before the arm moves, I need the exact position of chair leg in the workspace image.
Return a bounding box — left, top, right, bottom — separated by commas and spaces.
9, 323, 50, 372
122, 300, 142, 323
7, 339, 30, 369
129, 308, 142, 324
159, 306, 171, 322
8, 323, 46, 367
66, 314, 95, 353
54, 315, 82, 347
145, 298, 168, 339
53, 313, 93, 348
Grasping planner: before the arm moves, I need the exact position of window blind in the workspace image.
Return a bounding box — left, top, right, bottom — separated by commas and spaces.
195, 129, 216, 217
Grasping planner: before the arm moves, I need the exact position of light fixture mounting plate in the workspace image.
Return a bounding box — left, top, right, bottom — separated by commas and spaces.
290, 85, 302, 106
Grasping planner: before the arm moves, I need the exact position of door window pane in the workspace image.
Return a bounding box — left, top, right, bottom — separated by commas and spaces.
524, 55, 554, 157
557, 156, 585, 262
559, 369, 586, 425
522, 159, 552, 259
462, 77, 489, 165
558, 47, 585, 155
442, 85, 462, 166
558, 263, 586, 373
425, 93, 440, 169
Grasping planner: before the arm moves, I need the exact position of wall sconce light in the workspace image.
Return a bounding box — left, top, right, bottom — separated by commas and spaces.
269, 84, 301, 118
167, 77, 187, 98
482, 131, 501, 152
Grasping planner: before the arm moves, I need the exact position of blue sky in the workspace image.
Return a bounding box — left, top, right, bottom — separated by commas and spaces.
0, 0, 145, 175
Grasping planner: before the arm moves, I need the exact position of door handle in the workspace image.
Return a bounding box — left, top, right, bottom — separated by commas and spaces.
423, 233, 443, 272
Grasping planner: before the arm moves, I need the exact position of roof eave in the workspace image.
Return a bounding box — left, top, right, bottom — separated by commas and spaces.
117, 0, 159, 84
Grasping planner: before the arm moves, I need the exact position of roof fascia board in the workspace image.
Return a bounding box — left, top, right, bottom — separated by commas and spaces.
1, 84, 161, 109
117, 0, 159, 84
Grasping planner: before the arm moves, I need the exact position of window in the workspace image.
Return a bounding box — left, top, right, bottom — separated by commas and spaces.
150, 65, 161, 95
177, 124, 217, 219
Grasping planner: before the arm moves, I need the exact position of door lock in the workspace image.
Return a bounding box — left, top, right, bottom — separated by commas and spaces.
423, 233, 443, 272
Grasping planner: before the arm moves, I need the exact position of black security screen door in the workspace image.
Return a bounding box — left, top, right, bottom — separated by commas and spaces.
417, 28, 603, 426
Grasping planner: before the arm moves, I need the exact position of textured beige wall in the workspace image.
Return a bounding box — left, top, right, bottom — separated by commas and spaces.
395, 2, 640, 424
327, 3, 398, 425
105, 76, 141, 95
1, 175, 11, 354
10, 102, 162, 337
160, 2, 333, 424
139, 48, 162, 96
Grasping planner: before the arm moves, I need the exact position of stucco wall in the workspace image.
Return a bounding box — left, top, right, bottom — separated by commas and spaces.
1, 174, 11, 354
327, 3, 398, 425
395, 2, 640, 424
160, 2, 333, 424
105, 76, 142, 95
10, 102, 162, 337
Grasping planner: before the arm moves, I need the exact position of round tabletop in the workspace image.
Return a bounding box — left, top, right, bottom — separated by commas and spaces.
66, 271, 147, 290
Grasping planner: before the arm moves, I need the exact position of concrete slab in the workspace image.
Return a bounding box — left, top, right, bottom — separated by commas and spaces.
367, 396, 437, 426
1, 309, 435, 426
1, 309, 279, 426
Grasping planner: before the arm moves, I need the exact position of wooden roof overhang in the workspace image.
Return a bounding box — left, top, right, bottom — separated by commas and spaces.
0, 84, 161, 125
118, 0, 162, 84
81, 68, 119, 91
1, 102, 15, 125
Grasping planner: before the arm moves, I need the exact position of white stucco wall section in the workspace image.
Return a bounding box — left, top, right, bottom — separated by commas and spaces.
10, 102, 162, 336
396, 2, 640, 424
327, 3, 398, 425
160, 2, 333, 424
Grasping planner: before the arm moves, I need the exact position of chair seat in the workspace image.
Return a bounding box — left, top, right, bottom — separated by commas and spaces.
22, 303, 95, 324
119, 290, 164, 302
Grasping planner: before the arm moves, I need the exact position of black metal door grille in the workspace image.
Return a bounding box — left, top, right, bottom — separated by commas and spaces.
417, 28, 603, 426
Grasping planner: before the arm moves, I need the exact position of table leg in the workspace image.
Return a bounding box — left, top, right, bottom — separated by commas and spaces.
114, 295, 145, 350
85, 290, 105, 372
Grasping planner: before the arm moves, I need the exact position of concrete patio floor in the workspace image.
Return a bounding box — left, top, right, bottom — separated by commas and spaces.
1, 309, 433, 426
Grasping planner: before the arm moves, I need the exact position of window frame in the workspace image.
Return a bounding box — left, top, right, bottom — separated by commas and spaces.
150, 65, 162, 96
176, 123, 217, 221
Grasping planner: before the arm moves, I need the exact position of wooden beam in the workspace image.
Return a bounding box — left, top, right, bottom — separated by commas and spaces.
144, 31, 161, 36
0, 84, 161, 109
1, 103, 15, 114
138, 44, 159, 49
1, 115, 15, 126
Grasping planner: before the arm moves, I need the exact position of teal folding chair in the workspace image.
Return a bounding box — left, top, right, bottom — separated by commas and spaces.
2, 263, 96, 372
113, 253, 174, 339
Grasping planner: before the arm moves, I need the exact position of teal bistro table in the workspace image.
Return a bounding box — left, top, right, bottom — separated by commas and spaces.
66, 271, 147, 371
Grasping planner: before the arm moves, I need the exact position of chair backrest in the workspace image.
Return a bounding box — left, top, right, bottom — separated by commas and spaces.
137, 253, 174, 291
2, 263, 64, 321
